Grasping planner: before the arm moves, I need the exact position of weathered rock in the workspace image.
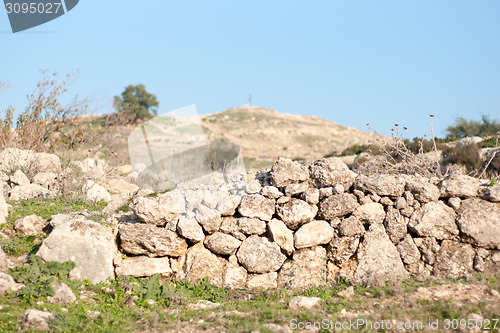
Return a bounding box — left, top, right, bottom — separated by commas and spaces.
379, 196, 393, 206
318, 193, 359, 220
479, 185, 500, 202
383, 207, 408, 244
456, 199, 500, 249
0, 189, 7, 225
270, 157, 309, 187
237, 217, 266, 235
219, 217, 246, 241
319, 187, 333, 198
261, 186, 283, 199
276, 198, 318, 230
9, 184, 50, 201
177, 243, 226, 287
244, 180, 262, 194
0, 148, 60, 174
268, 218, 294, 255
355, 175, 406, 197
352, 203, 385, 224
396, 235, 420, 265
195, 205, 222, 234
0, 272, 15, 295
447, 197, 461, 211
204, 232, 242, 255
433, 240, 475, 279
10, 170, 30, 186
238, 194, 275, 221
133, 195, 178, 227
285, 182, 309, 196
117, 164, 133, 175
0, 247, 9, 273
394, 197, 407, 210
246, 272, 278, 290
354, 223, 409, 286
115, 256, 172, 277
103, 190, 134, 215
310, 157, 356, 189
337, 216, 365, 237
408, 202, 458, 240
82, 180, 111, 202
22, 309, 54, 331
288, 296, 322, 310
438, 174, 482, 198
294, 220, 334, 249
222, 261, 247, 289
327, 236, 360, 264
37, 216, 116, 283
176, 216, 205, 243
301, 188, 320, 205
215, 195, 240, 216
47, 283, 77, 305
189, 300, 221, 310
105, 178, 139, 195
278, 247, 327, 289
236, 235, 286, 273
14, 214, 47, 237
119, 223, 187, 258
406, 180, 440, 203
483, 251, 500, 274
413, 237, 440, 265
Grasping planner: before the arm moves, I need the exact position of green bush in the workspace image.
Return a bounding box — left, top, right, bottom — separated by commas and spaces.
446, 115, 500, 139
443, 143, 482, 173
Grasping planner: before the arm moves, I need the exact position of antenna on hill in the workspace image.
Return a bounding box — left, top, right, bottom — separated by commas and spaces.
244, 95, 252, 107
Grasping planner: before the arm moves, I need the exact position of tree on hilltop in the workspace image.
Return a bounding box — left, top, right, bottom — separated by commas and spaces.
113, 84, 159, 123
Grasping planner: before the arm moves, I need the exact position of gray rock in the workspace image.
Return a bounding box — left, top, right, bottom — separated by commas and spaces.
22, 309, 54, 331
383, 207, 408, 244
0, 272, 15, 295
236, 235, 286, 274
9, 184, 50, 201
406, 180, 440, 203
177, 216, 205, 243
244, 180, 262, 194
479, 185, 500, 202
400, 206, 414, 218
318, 193, 359, 220
261, 186, 283, 199
237, 217, 266, 235
10, 169, 30, 186
270, 158, 309, 187
246, 272, 278, 290
222, 261, 247, 289
294, 220, 334, 249
354, 223, 409, 286
238, 194, 275, 221
268, 218, 294, 255
483, 251, 500, 275
432, 240, 475, 279
215, 195, 240, 216
276, 198, 318, 230
355, 175, 406, 198
408, 202, 458, 240
413, 237, 440, 265
195, 205, 222, 234
219, 217, 246, 241
204, 232, 242, 255
310, 157, 356, 189
352, 203, 385, 224
337, 216, 365, 237
396, 235, 420, 265
116, 256, 172, 277
379, 196, 394, 206
177, 243, 226, 287
394, 197, 407, 210
301, 188, 320, 205
47, 283, 77, 305
133, 195, 178, 227
327, 236, 360, 264
278, 246, 327, 289
456, 198, 500, 249
288, 296, 322, 310
13, 214, 47, 237
37, 216, 116, 283
82, 180, 111, 202
118, 223, 188, 258
438, 174, 482, 198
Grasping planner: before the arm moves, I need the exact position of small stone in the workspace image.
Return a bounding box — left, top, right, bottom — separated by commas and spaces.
294, 221, 334, 249
301, 188, 320, 205
288, 296, 321, 310
261, 186, 283, 199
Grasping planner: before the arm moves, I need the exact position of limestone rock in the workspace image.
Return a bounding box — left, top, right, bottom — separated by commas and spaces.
9, 184, 50, 201
310, 157, 356, 189
105, 178, 139, 195
133, 195, 178, 227
355, 175, 406, 197
176, 216, 205, 243
261, 186, 283, 199
354, 223, 409, 286
276, 198, 318, 230
352, 203, 385, 224
433, 240, 475, 279
236, 235, 286, 274
413, 237, 440, 265
22, 309, 54, 331
177, 243, 226, 287
438, 174, 482, 198
456, 198, 500, 249
116, 256, 172, 277
204, 232, 242, 255
237, 217, 266, 235
82, 180, 111, 202
219, 217, 246, 241
338, 216, 365, 237
408, 201, 458, 240
383, 207, 408, 244
268, 218, 294, 255
37, 216, 116, 283
47, 283, 77, 305
278, 247, 327, 289
0, 272, 15, 295
14, 214, 47, 237
0, 247, 9, 273
119, 223, 187, 258
270, 157, 309, 187
0, 189, 7, 225
285, 182, 309, 196
103, 190, 134, 215
406, 180, 440, 203
396, 235, 420, 265
246, 272, 278, 290
294, 221, 334, 249
195, 205, 222, 234
0, 148, 60, 174
10, 170, 30, 186
238, 194, 275, 221
288, 296, 322, 310
301, 188, 320, 205
318, 193, 359, 220
483, 251, 500, 274
327, 236, 360, 265
479, 185, 500, 202
223, 262, 247, 289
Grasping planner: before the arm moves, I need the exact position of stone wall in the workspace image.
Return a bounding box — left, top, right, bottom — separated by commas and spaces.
36, 157, 500, 288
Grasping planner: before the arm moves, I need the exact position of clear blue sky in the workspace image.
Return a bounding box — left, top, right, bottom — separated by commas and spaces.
1, 1, 499, 139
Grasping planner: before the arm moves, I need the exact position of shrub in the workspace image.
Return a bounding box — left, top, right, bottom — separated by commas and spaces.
443, 143, 482, 173
446, 115, 500, 139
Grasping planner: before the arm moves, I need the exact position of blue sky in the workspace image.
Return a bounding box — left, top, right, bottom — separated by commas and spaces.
1, 1, 499, 139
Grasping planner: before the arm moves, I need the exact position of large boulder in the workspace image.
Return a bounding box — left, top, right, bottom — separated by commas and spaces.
405, 180, 440, 203
408, 202, 458, 240
276, 198, 318, 230
309, 157, 356, 189
10, 170, 30, 186
236, 235, 286, 274
9, 184, 50, 201
270, 157, 309, 187
354, 223, 409, 286
14, 214, 48, 237
115, 256, 172, 277
318, 193, 359, 220
352, 203, 385, 224
327, 236, 360, 265
438, 174, 482, 198
355, 175, 406, 198
176, 216, 205, 243
278, 246, 327, 289
22, 309, 55, 331
37, 215, 116, 283
432, 240, 475, 279
133, 195, 178, 227
238, 194, 275, 221
456, 199, 500, 249
268, 218, 294, 255
118, 223, 187, 258
383, 207, 408, 244
177, 243, 226, 287
223, 260, 247, 289
204, 232, 242, 256
0, 148, 61, 174
294, 221, 334, 249
82, 180, 111, 203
